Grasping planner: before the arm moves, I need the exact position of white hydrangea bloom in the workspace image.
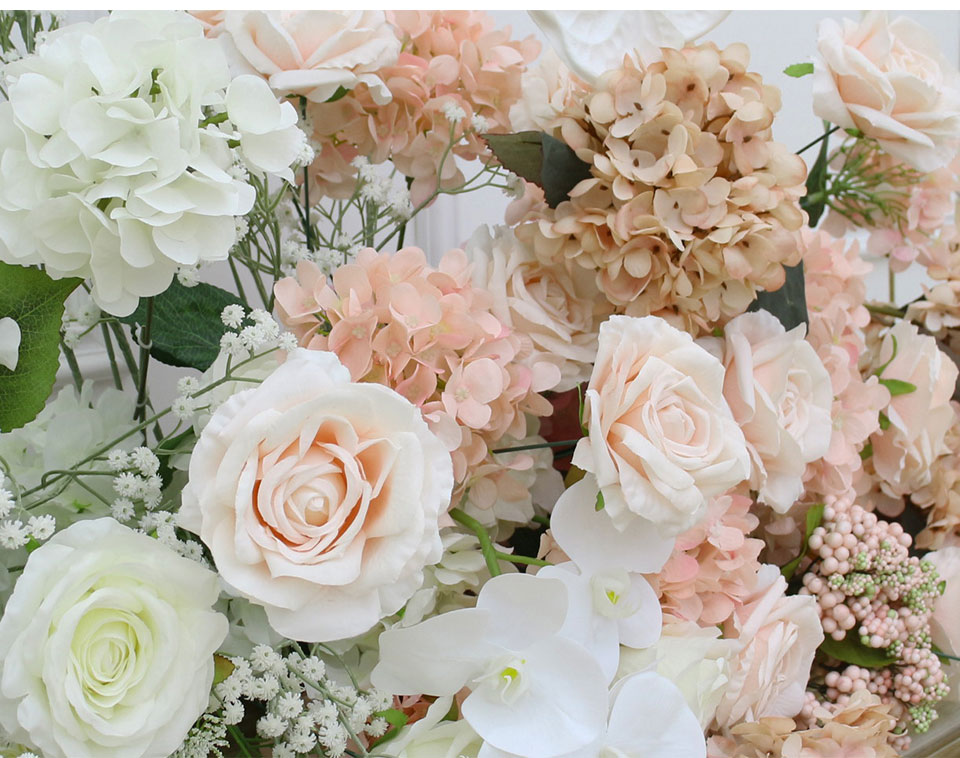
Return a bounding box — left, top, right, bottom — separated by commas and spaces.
0, 318, 21, 372
0, 11, 303, 316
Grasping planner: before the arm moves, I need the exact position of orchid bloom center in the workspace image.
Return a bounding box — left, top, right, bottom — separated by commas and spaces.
591, 569, 638, 620
477, 655, 529, 705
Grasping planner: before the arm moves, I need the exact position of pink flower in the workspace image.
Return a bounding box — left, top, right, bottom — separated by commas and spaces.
813, 11, 960, 171
869, 320, 958, 497
220, 11, 399, 103
715, 565, 824, 727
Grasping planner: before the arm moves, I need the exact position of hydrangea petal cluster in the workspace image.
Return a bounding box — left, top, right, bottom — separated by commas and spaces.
799, 499, 949, 740
707, 690, 898, 758
274, 249, 557, 500
0, 11, 303, 315
306, 11, 539, 204
911, 403, 960, 549
513, 42, 807, 334
649, 491, 764, 627
802, 230, 890, 503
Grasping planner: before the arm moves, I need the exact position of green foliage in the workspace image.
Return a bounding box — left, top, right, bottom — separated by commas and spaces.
819, 635, 897, 669
784, 62, 815, 78
595, 490, 605, 511
120, 280, 243, 372
801, 121, 833, 226
748, 262, 809, 331
483, 131, 594, 207
878, 378, 917, 396
781, 503, 825, 580
0, 262, 81, 432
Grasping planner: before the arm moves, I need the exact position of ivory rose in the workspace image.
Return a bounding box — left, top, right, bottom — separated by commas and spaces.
714, 565, 824, 727
572, 315, 750, 535
466, 225, 610, 392
179, 348, 454, 642
713, 311, 833, 513
222, 11, 399, 104
869, 320, 958, 496
0, 518, 227, 758
813, 11, 960, 171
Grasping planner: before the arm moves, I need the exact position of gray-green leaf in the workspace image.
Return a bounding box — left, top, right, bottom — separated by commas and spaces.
784, 62, 815, 78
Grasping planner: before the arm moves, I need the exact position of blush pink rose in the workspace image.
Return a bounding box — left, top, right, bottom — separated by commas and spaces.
222, 11, 400, 104
714, 564, 824, 728
179, 348, 454, 642
925, 546, 960, 657
714, 311, 833, 513
813, 11, 960, 171
870, 320, 958, 497
573, 315, 750, 536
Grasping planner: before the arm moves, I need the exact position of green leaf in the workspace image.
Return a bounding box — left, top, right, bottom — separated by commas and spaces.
781, 502, 825, 580
376, 709, 408, 728
800, 121, 832, 226
483, 131, 593, 208
213, 654, 235, 685
878, 411, 891, 431
595, 490, 605, 511
878, 378, 917, 396
0, 262, 82, 432
819, 635, 897, 669
748, 261, 809, 331
859, 441, 873, 460
784, 62, 814, 78
324, 85, 349, 103
119, 280, 243, 371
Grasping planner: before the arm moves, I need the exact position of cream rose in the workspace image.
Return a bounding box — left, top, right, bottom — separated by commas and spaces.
0, 518, 227, 758
179, 348, 453, 642
713, 311, 833, 513
222, 11, 400, 104
466, 225, 610, 392
813, 11, 960, 171
870, 320, 958, 496
714, 564, 824, 727
573, 315, 750, 535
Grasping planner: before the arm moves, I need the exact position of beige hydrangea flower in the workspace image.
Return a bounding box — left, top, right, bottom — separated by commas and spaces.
514, 42, 806, 334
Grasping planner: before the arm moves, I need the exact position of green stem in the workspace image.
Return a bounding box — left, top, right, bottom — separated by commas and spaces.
300, 96, 315, 253
60, 339, 83, 390
227, 256, 249, 302
100, 323, 123, 390
888, 265, 896, 305
492, 439, 581, 454
865, 302, 905, 318
134, 297, 154, 427
796, 124, 840, 156
226, 725, 256, 758
450, 507, 501, 577
108, 321, 139, 378
495, 551, 551, 567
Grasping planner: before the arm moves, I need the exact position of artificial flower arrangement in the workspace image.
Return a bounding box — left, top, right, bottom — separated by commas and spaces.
1, 8, 960, 758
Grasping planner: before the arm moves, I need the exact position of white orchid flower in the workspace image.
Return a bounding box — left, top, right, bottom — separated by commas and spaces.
0, 317, 21, 371
529, 11, 730, 84
372, 572, 609, 758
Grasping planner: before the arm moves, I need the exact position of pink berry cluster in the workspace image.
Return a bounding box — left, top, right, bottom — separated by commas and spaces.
798, 499, 948, 741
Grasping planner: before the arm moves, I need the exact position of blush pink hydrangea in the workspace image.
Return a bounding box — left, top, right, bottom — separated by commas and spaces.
305, 11, 539, 204
274, 248, 559, 507
647, 491, 765, 628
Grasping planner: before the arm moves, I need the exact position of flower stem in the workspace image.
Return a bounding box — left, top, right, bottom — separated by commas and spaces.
134, 297, 154, 428
491, 439, 581, 454
866, 302, 906, 318
449, 507, 501, 577
796, 124, 840, 156
495, 551, 550, 567
59, 338, 83, 390
100, 323, 123, 390
226, 724, 256, 758
888, 265, 896, 304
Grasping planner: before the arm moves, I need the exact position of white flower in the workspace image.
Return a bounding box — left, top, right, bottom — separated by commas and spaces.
0, 11, 296, 316
25, 514, 55, 541
573, 315, 750, 536
529, 10, 729, 85
226, 75, 304, 182
221, 11, 399, 104
710, 311, 833, 513
0, 518, 227, 758
0, 317, 21, 372
0, 520, 28, 550
372, 573, 609, 758
618, 621, 739, 729
538, 475, 672, 682
179, 349, 453, 642
386, 696, 482, 758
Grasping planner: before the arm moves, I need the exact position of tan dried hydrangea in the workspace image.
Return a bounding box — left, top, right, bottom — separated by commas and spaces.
707, 690, 898, 758
912, 401, 960, 549
513, 44, 807, 334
